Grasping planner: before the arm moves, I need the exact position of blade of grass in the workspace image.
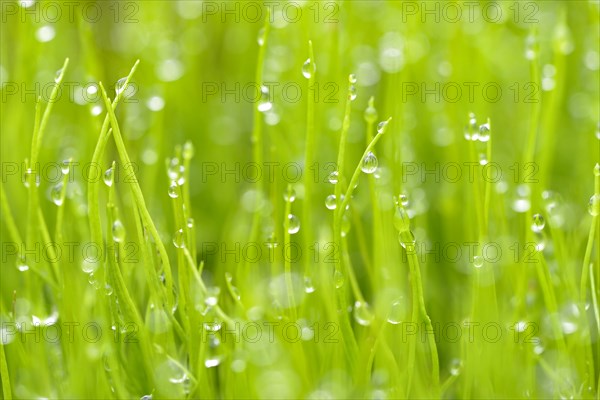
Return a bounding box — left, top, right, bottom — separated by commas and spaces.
98, 80, 175, 308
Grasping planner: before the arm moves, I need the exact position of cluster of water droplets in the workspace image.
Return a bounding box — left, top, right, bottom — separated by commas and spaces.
525, 33, 539, 61
463, 113, 491, 165
283, 187, 300, 234
49, 159, 72, 206
393, 199, 416, 252
168, 157, 186, 186
348, 74, 357, 101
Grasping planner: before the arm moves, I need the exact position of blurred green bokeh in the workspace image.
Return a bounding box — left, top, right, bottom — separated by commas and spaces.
1, 1, 599, 399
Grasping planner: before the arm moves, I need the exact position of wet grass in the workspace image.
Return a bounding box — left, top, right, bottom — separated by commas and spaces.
1, 1, 599, 399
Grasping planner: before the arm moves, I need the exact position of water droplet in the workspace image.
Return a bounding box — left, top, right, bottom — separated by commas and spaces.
167, 158, 180, 180
50, 183, 63, 206
512, 198, 531, 213
302, 58, 316, 79
16, 256, 29, 272
377, 120, 389, 134
265, 233, 278, 248
115, 77, 127, 96
284, 188, 296, 202
182, 141, 194, 160
348, 85, 357, 101
141, 395, 153, 400
82, 259, 99, 274
173, 229, 185, 248
146, 95, 165, 112
104, 283, 113, 296
542, 190, 558, 207
594, 163, 600, 177
257, 85, 272, 112
304, 276, 315, 293
112, 220, 125, 243
353, 301, 374, 326
327, 171, 339, 184
532, 337, 545, 355
168, 182, 179, 199
257, 27, 265, 46
176, 166, 185, 185
534, 233, 546, 252
231, 358, 247, 373
478, 153, 488, 165
349, 74, 357, 84
478, 123, 490, 142
23, 168, 40, 188
361, 152, 378, 174
398, 230, 416, 251
554, 24, 574, 55
531, 214, 545, 232
90, 105, 102, 116
204, 287, 221, 308
287, 214, 300, 234
341, 212, 351, 237
514, 321, 527, 332
561, 320, 578, 335
364, 104, 378, 124
54, 68, 63, 83
103, 167, 114, 187
449, 359, 462, 376
387, 299, 403, 324
186, 218, 194, 229
525, 34, 538, 60
473, 255, 484, 268
325, 194, 337, 210
61, 160, 70, 174
464, 113, 478, 141
399, 194, 409, 207
589, 194, 600, 216
204, 334, 224, 367
334, 270, 344, 288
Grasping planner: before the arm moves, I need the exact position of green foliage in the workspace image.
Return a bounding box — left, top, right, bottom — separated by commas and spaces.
1, 1, 599, 399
